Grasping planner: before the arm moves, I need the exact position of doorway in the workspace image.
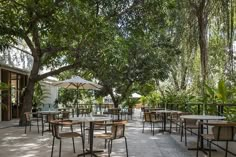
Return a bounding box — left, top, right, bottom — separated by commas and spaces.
1, 69, 27, 120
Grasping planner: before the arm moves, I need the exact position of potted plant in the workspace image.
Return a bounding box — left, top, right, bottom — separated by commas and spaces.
0, 82, 9, 110
32, 82, 49, 114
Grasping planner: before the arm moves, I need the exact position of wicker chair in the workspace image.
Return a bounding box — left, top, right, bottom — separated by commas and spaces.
50, 120, 84, 157
169, 112, 182, 133
59, 111, 70, 120
197, 121, 236, 157
94, 120, 128, 157
142, 112, 163, 135
179, 112, 199, 146
24, 112, 40, 134
181, 118, 199, 146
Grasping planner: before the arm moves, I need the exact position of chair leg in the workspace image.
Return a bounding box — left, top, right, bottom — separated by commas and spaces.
142, 122, 145, 133
180, 123, 183, 142
124, 137, 128, 157
225, 141, 228, 157
30, 121, 32, 131
110, 140, 113, 155
81, 134, 85, 157
185, 127, 187, 146
37, 119, 40, 134
176, 123, 178, 132
107, 140, 111, 157
150, 122, 153, 132
104, 139, 107, 149
59, 140, 62, 157
209, 141, 211, 157
152, 122, 155, 136
72, 137, 75, 153
42, 118, 44, 136
51, 137, 55, 157
25, 122, 27, 134
196, 131, 199, 157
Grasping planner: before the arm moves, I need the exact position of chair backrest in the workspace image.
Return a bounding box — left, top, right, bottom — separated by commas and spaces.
144, 112, 156, 122
212, 126, 236, 141
185, 119, 198, 126
171, 112, 179, 119
24, 112, 31, 121
61, 111, 70, 119
111, 108, 120, 115
111, 120, 127, 139
50, 120, 61, 139
46, 114, 56, 122
50, 120, 73, 139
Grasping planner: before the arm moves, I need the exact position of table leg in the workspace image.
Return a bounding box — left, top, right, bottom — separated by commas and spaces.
163, 113, 166, 131
77, 122, 103, 157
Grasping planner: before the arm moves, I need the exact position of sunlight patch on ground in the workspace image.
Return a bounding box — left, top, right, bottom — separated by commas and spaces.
149, 136, 160, 140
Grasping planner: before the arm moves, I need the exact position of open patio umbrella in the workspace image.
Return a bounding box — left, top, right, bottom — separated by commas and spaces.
52, 76, 102, 116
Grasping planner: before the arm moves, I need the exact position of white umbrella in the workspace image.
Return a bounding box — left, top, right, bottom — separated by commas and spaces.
52, 76, 102, 116
53, 76, 102, 90
131, 93, 142, 98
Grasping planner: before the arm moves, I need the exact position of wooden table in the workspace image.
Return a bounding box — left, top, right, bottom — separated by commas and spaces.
70, 115, 111, 157
180, 115, 225, 153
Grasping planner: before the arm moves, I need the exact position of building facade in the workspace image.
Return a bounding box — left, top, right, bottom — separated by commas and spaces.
0, 48, 33, 121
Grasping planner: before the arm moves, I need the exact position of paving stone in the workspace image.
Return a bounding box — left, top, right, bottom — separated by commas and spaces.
0, 110, 234, 157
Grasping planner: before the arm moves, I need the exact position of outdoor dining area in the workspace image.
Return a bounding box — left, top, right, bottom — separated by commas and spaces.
1, 1, 236, 157
0, 102, 235, 157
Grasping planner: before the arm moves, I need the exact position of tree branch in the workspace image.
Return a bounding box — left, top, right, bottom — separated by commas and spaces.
32, 26, 41, 56
42, 46, 80, 55
36, 62, 80, 81
23, 35, 36, 55
9, 45, 32, 56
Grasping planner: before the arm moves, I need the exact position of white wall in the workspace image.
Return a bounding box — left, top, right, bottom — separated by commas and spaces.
40, 82, 58, 111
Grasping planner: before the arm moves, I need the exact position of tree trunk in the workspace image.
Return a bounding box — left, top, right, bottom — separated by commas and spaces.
110, 91, 119, 108
19, 79, 35, 126
197, 2, 208, 87
195, 0, 209, 114
19, 49, 40, 126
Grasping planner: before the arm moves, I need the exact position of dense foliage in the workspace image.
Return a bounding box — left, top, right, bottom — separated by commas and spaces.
1, 0, 236, 122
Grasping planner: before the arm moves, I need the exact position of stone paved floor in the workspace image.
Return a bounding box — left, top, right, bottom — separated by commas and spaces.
0, 110, 235, 157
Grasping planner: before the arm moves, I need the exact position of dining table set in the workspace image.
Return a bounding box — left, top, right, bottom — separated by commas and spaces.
143, 108, 228, 155
33, 110, 114, 157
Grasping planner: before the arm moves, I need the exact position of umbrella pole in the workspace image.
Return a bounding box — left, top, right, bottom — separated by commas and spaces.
76, 86, 79, 117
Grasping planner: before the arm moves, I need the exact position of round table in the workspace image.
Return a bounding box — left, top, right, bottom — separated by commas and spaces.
38, 111, 61, 135
180, 115, 225, 153
70, 116, 112, 157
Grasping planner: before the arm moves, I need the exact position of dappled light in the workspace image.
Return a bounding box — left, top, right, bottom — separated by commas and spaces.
0, 109, 235, 157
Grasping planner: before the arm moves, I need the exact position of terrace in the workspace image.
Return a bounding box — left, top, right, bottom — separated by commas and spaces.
0, 110, 235, 157
1, 1, 236, 157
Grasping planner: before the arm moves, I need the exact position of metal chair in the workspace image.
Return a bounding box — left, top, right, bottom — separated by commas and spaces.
197, 121, 236, 157
169, 112, 182, 133
181, 118, 199, 146
24, 112, 40, 134
94, 120, 128, 157
142, 112, 163, 135
50, 120, 85, 157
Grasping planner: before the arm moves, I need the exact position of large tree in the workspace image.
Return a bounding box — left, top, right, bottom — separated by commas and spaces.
0, 0, 107, 125
79, 0, 180, 107
0, 0, 153, 124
